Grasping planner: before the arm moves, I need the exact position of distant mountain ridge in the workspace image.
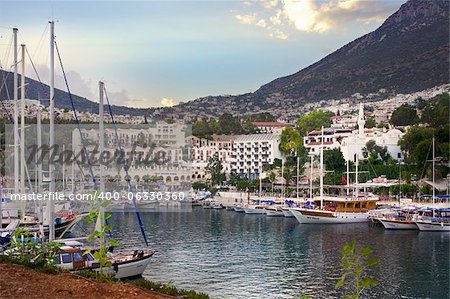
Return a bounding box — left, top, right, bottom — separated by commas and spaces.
175, 0, 449, 117
0, 0, 448, 119
0, 70, 150, 116
254, 0, 449, 100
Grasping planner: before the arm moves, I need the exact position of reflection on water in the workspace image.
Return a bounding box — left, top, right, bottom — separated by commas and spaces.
80, 209, 450, 298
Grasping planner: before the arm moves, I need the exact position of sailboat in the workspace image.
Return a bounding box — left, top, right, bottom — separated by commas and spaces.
52, 80, 155, 278
290, 121, 378, 224
414, 137, 450, 231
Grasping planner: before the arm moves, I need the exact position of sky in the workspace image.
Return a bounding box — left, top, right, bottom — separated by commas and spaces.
0, 0, 405, 108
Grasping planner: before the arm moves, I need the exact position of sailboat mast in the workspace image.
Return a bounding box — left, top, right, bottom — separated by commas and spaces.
296, 151, 299, 201
20, 44, 26, 221
37, 108, 44, 238
99, 81, 105, 234
346, 146, 350, 196
281, 158, 285, 198
309, 154, 313, 200
320, 126, 324, 208
13, 28, 19, 195
48, 21, 55, 241
355, 154, 359, 198
432, 136, 435, 215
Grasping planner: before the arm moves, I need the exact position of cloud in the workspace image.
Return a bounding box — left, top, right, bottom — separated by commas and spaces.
263, 0, 279, 9
234, 0, 400, 38
161, 98, 176, 107
30, 64, 96, 100
27, 63, 150, 108
235, 13, 258, 25
256, 19, 267, 28
269, 29, 288, 40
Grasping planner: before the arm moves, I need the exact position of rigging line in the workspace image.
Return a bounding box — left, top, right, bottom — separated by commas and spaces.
52, 47, 107, 235
54, 39, 98, 190
0, 32, 13, 99
104, 85, 149, 247
31, 24, 49, 65
0, 71, 11, 103
419, 139, 433, 180
1, 31, 13, 72
25, 47, 43, 84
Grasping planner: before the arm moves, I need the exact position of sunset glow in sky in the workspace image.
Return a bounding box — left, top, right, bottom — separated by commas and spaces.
0, 0, 404, 108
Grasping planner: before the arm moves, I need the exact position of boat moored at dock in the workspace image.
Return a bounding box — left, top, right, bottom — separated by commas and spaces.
265, 206, 284, 217
290, 197, 378, 224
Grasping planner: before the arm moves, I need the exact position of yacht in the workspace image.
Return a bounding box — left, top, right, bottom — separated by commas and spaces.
415, 220, 450, 231
282, 208, 295, 218
415, 208, 450, 231
233, 205, 245, 213
244, 205, 267, 214
377, 208, 435, 230
290, 197, 378, 224
265, 206, 284, 217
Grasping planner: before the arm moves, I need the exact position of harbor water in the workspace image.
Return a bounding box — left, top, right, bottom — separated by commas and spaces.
106, 208, 449, 299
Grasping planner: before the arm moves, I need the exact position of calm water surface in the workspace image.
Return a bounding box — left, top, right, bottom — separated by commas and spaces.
106, 209, 449, 299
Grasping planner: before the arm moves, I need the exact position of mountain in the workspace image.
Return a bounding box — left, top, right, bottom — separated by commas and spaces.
0, 70, 153, 117
175, 0, 449, 117
0, 0, 448, 119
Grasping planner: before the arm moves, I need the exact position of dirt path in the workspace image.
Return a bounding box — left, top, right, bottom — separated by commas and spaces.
0, 263, 174, 299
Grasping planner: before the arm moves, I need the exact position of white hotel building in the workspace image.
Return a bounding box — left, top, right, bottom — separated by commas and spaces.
230, 134, 282, 179
191, 135, 236, 181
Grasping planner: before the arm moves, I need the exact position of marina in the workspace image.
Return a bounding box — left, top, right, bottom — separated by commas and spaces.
0, 1, 449, 298
92, 208, 450, 299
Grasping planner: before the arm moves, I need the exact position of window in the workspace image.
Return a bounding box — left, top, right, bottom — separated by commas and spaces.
54, 255, 61, 264
73, 252, 84, 263
61, 253, 72, 264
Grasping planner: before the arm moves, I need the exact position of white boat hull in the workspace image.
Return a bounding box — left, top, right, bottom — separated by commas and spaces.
416, 221, 450, 232
244, 208, 266, 214
290, 208, 370, 224
282, 209, 294, 218
234, 207, 245, 213
114, 255, 153, 279
379, 219, 418, 230
265, 209, 284, 217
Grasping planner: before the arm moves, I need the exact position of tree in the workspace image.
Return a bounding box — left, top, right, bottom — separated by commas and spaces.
218, 113, 242, 135
323, 148, 346, 172
420, 93, 449, 127
365, 116, 377, 129
279, 127, 303, 156
398, 126, 433, 163
205, 153, 225, 187
296, 110, 333, 136
192, 119, 214, 139
389, 104, 419, 126
415, 96, 427, 110
362, 140, 390, 164
192, 181, 208, 191
269, 172, 276, 194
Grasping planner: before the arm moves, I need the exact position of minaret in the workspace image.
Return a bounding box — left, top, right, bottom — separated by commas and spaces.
358, 103, 365, 136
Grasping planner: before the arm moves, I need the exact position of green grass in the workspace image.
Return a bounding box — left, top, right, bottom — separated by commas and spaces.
131, 278, 210, 299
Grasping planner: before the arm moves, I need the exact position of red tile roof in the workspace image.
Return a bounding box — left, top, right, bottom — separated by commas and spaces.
252, 122, 291, 127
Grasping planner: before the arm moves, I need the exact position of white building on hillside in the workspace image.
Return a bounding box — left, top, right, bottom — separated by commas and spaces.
231, 134, 282, 179
252, 121, 291, 135
191, 135, 236, 181
304, 103, 405, 162
303, 128, 353, 155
